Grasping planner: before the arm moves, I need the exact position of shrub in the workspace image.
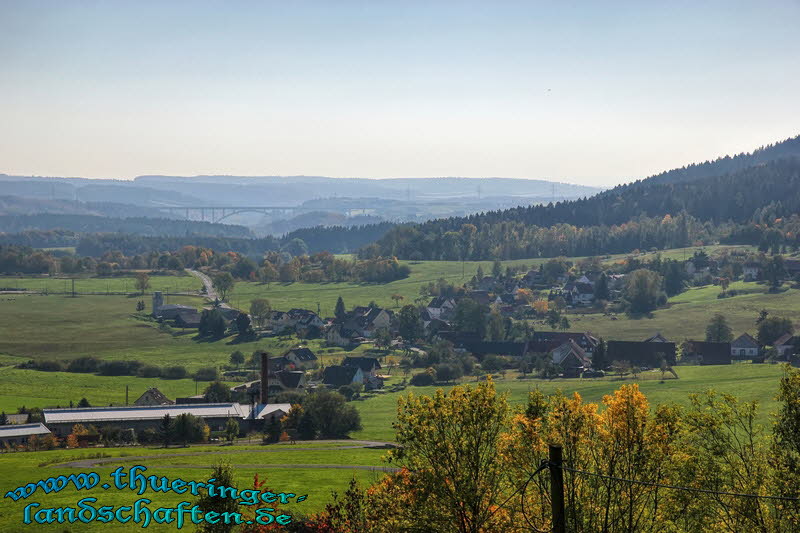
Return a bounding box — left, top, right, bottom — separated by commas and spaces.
193, 367, 219, 382
163, 365, 188, 379
137, 364, 162, 378
410, 372, 436, 386
98, 360, 142, 376
35, 360, 65, 372
67, 356, 101, 373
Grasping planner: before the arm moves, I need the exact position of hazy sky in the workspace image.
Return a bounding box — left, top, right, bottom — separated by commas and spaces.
1, 1, 798, 186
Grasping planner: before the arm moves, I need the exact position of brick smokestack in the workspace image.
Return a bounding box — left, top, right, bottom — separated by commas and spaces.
260, 351, 269, 405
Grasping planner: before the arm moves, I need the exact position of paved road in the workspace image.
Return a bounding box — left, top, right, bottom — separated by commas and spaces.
55, 440, 398, 470
186, 269, 232, 309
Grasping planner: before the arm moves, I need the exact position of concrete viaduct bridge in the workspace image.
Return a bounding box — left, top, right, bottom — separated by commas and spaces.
158, 205, 375, 223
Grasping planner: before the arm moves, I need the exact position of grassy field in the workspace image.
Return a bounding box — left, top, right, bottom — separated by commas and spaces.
0, 444, 387, 532
559, 281, 800, 341
353, 364, 787, 442
0, 273, 202, 294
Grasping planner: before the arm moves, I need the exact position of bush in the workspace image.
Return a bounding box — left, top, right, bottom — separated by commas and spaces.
193, 367, 219, 382
35, 360, 65, 372
67, 356, 101, 373
137, 364, 162, 378
410, 372, 436, 386
163, 365, 188, 379
98, 360, 143, 376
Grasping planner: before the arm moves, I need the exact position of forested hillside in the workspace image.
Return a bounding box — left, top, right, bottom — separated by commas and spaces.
364, 137, 800, 260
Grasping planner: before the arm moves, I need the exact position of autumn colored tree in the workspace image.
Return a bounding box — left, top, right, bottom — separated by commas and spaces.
387, 379, 512, 532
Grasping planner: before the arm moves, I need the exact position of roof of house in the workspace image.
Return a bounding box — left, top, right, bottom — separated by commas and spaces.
174, 309, 201, 326
606, 340, 677, 366
251, 404, 293, 420
732, 333, 759, 349
687, 341, 732, 364
4, 414, 29, 425
43, 403, 248, 424
573, 282, 594, 295
134, 388, 174, 406
428, 296, 455, 308
0, 423, 51, 439
774, 333, 796, 347
322, 365, 361, 387
550, 340, 591, 367
274, 370, 305, 389
530, 332, 599, 353
643, 332, 669, 343
460, 340, 529, 358
284, 347, 317, 361
343, 356, 382, 372
467, 290, 496, 306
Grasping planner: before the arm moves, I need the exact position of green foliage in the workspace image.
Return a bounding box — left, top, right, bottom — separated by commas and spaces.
335, 296, 346, 320
194, 367, 220, 382
397, 304, 423, 342
212, 272, 235, 301
229, 350, 245, 367
172, 413, 207, 446
203, 381, 231, 403
624, 268, 665, 314
757, 316, 794, 346
195, 462, 239, 533
248, 299, 271, 328
303, 389, 362, 438
705, 313, 734, 342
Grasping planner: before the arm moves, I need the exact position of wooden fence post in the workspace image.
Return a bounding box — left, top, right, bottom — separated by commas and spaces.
549, 444, 566, 533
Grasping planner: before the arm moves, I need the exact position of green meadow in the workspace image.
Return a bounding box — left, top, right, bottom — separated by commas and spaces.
352, 364, 787, 442
0, 444, 387, 532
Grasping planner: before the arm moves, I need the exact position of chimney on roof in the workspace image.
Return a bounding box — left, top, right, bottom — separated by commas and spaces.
260, 352, 269, 405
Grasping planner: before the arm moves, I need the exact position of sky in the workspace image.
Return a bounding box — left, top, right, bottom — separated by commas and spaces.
0, 1, 799, 186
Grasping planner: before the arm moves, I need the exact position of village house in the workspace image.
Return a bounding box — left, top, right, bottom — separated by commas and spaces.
731, 333, 759, 358
0, 423, 52, 447
342, 357, 384, 389
322, 365, 364, 388
282, 347, 318, 367
325, 323, 363, 347
134, 387, 175, 406
774, 333, 800, 359
529, 331, 600, 355
342, 356, 381, 376
174, 309, 201, 329
339, 306, 393, 338
606, 340, 677, 367
643, 332, 669, 343
684, 341, 732, 365
467, 290, 502, 307
743, 261, 761, 281
426, 296, 457, 320
550, 339, 592, 378
563, 281, 595, 306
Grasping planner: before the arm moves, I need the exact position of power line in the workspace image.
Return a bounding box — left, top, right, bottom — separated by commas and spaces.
556, 464, 800, 502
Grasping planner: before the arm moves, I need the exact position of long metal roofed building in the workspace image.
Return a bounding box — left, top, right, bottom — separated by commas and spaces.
43, 403, 249, 436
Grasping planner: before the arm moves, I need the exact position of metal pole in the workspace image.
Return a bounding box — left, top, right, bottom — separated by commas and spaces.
549, 444, 566, 533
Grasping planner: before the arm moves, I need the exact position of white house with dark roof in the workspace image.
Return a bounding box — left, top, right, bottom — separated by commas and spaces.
731, 333, 759, 358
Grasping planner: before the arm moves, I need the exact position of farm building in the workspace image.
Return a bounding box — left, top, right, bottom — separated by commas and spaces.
0, 423, 51, 447
606, 340, 677, 367
43, 403, 250, 437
